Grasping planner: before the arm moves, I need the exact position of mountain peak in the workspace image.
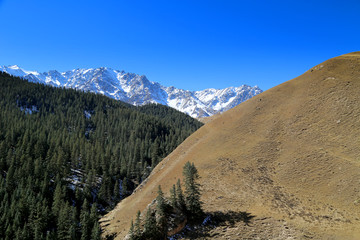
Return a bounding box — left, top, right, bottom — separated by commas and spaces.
8, 64, 20, 69
0, 66, 262, 118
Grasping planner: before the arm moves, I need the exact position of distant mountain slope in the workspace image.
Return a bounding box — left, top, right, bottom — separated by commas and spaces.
101, 52, 360, 239
0, 65, 262, 118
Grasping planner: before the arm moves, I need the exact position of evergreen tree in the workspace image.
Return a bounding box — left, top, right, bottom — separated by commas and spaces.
134, 210, 142, 238
90, 202, 98, 225
69, 206, 78, 240
52, 182, 64, 218
113, 179, 120, 202
91, 221, 101, 240
156, 185, 167, 238
183, 162, 203, 221
128, 220, 135, 240
143, 208, 158, 240
121, 177, 128, 198
176, 179, 186, 213
80, 200, 91, 240
57, 203, 72, 240
5, 224, 13, 240
169, 184, 177, 209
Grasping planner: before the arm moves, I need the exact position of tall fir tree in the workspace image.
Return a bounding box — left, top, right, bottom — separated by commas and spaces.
183, 162, 203, 221
128, 220, 135, 240
143, 208, 158, 240
57, 203, 72, 240
169, 184, 177, 209
80, 200, 91, 240
91, 221, 101, 240
176, 179, 186, 213
156, 185, 167, 238
134, 210, 142, 238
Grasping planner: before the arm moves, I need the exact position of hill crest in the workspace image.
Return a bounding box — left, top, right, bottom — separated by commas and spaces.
101, 52, 360, 239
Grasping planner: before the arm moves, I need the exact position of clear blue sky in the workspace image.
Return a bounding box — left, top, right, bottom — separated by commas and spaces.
0, 0, 359, 91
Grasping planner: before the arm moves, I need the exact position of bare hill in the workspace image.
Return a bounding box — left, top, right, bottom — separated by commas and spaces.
101, 52, 360, 239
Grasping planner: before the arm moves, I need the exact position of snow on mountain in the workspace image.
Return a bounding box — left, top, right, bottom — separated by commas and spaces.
0, 65, 262, 118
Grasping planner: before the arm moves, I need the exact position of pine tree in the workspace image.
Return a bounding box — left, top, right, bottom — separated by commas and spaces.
69, 206, 78, 240
52, 182, 64, 218
57, 202, 72, 240
134, 210, 142, 238
113, 179, 120, 202
128, 220, 135, 240
80, 200, 91, 240
75, 186, 83, 208
176, 179, 186, 213
169, 184, 177, 209
143, 208, 158, 239
156, 185, 167, 238
121, 177, 128, 198
90, 202, 98, 225
183, 162, 203, 221
91, 221, 101, 240
5, 224, 13, 240
156, 185, 166, 214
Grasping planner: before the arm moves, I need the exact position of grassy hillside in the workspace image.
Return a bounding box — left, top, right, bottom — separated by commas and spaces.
101, 52, 360, 239
0, 72, 202, 240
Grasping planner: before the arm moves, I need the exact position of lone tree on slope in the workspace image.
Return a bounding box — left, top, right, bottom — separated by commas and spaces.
183, 162, 204, 221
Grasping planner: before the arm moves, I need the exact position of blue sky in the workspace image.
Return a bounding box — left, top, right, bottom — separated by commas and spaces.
0, 0, 359, 91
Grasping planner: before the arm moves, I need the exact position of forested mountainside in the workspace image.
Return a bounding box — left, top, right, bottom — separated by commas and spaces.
0, 72, 203, 240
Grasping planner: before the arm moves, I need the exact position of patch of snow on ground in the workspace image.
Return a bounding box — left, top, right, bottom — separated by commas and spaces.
20, 105, 38, 115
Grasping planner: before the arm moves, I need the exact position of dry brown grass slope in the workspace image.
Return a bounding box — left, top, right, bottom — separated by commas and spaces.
101, 52, 360, 239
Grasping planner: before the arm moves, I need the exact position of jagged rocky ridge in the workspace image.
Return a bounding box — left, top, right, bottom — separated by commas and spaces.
0, 65, 262, 118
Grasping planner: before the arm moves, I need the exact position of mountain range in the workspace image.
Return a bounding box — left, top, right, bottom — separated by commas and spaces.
0, 65, 262, 118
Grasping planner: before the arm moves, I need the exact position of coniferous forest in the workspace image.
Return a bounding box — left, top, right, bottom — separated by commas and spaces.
0, 72, 203, 239
127, 162, 204, 240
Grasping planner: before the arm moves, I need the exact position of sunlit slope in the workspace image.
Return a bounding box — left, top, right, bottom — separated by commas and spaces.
101, 52, 360, 239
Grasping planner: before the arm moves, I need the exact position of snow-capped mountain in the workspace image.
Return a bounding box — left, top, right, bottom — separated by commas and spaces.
0, 65, 262, 118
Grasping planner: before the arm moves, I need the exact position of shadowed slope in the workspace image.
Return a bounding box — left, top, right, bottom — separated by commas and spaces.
101, 52, 360, 239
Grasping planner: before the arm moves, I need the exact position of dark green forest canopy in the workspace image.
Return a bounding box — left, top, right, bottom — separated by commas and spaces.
0, 72, 203, 240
